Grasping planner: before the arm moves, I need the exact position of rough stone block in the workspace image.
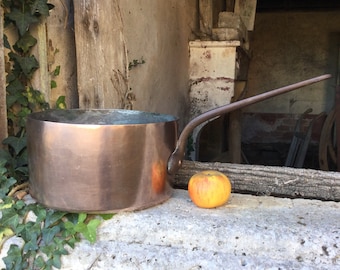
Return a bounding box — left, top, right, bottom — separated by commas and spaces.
218, 12, 247, 31
212, 28, 248, 43
213, 12, 249, 46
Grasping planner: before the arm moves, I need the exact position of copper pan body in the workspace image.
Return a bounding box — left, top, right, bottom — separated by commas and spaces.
27, 110, 177, 213
27, 74, 331, 213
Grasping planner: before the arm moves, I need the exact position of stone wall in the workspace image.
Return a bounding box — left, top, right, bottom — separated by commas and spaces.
242, 10, 340, 144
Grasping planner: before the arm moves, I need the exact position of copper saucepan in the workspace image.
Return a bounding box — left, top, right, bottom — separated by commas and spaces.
27, 74, 331, 213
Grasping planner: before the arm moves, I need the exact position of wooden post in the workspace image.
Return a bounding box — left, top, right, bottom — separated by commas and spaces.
46, 0, 78, 108
336, 86, 340, 171
35, 18, 50, 103
73, 0, 129, 109
199, 0, 213, 38
234, 0, 257, 31
228, 110, 242, 163
0, 6, 8, 147
336, 47, 340, 171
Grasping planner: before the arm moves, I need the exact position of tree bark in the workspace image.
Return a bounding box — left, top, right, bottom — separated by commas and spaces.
174, 160, 340, 201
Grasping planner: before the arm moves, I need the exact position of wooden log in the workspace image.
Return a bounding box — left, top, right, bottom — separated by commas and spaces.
174, 160, 340, 201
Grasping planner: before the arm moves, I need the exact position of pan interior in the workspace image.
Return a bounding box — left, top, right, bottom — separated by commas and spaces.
29, 109, 177, 125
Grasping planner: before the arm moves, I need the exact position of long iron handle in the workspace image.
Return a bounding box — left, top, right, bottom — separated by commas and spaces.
167, 74, 332, 175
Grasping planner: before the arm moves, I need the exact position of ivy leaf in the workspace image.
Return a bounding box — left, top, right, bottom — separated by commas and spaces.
44, 210, 67, 228
51, 80, 57, 89
56, 96, 66, 109
15, 200, 26, 210
83, 219, 101, 244
63, 213, 101, 244
78, 213, 87, 223
6, 93, 28, 108
31, 0, 51, 16
15, 148, 28, 167
53, 238, 69, 255
64, 213, 79, 224
53, 65, 61, 76
3, 34, 11, 49
15, 32, 37, 53
75, 213, 101, 244
3, 245, 24, 270
6, 77, 25, 95
23, 239, 39, 253
0, 174, 17, 199
0, 150, 12, 163
0, 226, 14, 241
0, 155, 15, 178
33, 256, 45, 269
73, 222, 87, 233
51, 254, 62, 268
42, 226, 60, 244
20, 222, 41, 246
3, 136, 27, 155
9, 52, 39, 78
32, 206, 47, 222
1, 210, 20, 229
6, 8, 39, 36
100, 213, 115, 220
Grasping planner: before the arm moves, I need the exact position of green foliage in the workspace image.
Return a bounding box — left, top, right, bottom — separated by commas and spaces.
55, 95, 67, 109
0, 135, 28, 183
0, 190, 107, 270
63, 213, 101, 244
4, 0, 51, 138
0, 160, 17, 199
128, 57, 145, 70
1, 1, 112, 269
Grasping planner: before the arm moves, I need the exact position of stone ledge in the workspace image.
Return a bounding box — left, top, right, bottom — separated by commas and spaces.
60, 189, 340, 269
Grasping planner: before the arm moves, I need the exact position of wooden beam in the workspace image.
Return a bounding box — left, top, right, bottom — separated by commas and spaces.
228, 110, 242, 163
234, 0, 257, 31
46, 0, 78, 108
73, 0, 129, 109
174, 160, 340, 201
336, 86, 340, 171
199, 0, 213, 37
36, 18, 50, 103
0, 6, 8, 147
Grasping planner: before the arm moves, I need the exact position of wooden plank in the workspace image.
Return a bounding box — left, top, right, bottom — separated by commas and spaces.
46, 0, 78, 108
35, 19, 50, 103
199, 0, 213, 37
0, 6, 7, 147
336, 47, 340, 171
174, 160, 340, 201
73, 0, 129, 109
336, 86, 340, 171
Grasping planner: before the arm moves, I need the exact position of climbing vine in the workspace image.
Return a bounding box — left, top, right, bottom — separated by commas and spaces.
0, 1, 108, 269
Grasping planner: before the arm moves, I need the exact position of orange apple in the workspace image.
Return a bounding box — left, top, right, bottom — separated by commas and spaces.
188, 170, 231, 208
